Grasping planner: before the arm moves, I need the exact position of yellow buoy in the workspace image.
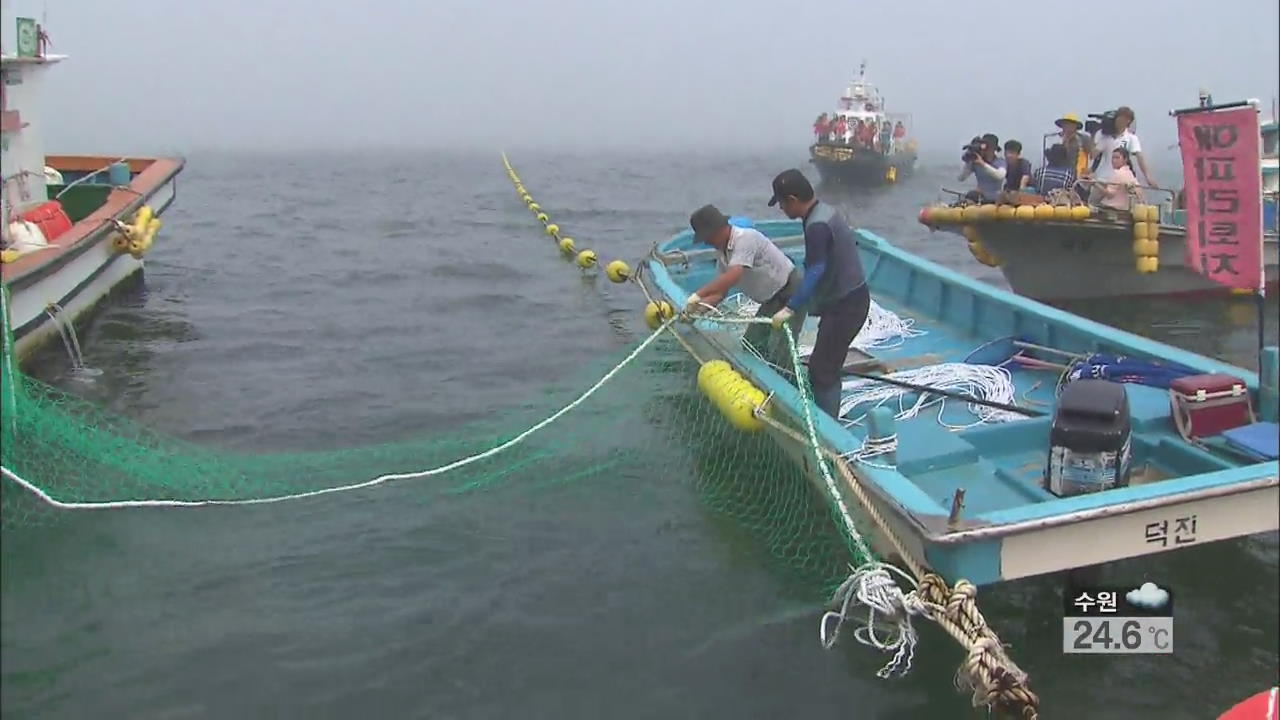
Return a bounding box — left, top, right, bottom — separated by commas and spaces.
1014, 205, 1036, 221
558, 237, 576, 255
961, 205, 983, 223
535, 213, 549, 224
697, 361, 766, 432
545, 224, 560, 236
644, 300, 675, 329
976, 204, 999, 221
112, 231, 130, 252
996, 205, 1016, 220
576, 249, 598, 269
1133, 238, 1159, 257
932, 207, 955, 224
1071, 205, 1091, 220
0, 248, 18, 264
528, 203, 541, 213
1052, 205, 1073, 221
1147, 205, 1162, 223
967, 240, 1000, 267
1136, 255, 1159, 273
961, 225, 980, 242
522, 195, 533, 205
885, 166, 898, 183
605, 259, 631, 283
1133, 222, 1150, 240
131, 205, 153, 236
1033, 204, 1055, 220
515, 184, 525, 195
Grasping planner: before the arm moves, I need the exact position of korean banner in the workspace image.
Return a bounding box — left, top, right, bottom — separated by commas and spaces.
1176, 106, 1264, 292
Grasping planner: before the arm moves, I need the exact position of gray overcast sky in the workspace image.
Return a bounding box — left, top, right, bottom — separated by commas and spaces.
4, 0, 1278, 160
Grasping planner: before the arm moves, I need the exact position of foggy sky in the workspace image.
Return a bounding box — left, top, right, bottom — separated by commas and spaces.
3, 0, 1278, 161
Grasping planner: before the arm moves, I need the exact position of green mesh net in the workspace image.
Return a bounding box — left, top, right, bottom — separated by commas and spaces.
0, 283, 870, 596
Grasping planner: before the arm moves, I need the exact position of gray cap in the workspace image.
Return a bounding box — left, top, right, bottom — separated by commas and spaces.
690, 204, 729, 242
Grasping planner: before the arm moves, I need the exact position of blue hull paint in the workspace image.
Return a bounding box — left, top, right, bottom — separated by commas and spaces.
645, 220, 1279, 586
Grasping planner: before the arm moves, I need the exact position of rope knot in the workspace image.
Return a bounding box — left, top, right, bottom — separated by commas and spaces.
947, 579, 977, 617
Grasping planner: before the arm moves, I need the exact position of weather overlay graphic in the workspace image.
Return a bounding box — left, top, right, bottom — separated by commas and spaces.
1063, 582, 1174, 654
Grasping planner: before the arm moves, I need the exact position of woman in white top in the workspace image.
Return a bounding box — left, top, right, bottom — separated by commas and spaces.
1089, 106, 1158, 189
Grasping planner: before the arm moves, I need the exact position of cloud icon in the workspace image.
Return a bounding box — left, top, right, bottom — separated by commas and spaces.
1126, 582, 1170, 610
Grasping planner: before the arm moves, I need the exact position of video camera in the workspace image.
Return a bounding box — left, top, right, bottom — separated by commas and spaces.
961, 138, 986, 164
1085, 110, 1118, 137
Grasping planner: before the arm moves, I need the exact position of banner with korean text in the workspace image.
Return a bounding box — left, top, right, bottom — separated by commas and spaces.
1176, 106, 1264, 292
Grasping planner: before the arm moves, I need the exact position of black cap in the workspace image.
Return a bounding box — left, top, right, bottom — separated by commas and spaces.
690, 204, 729, 242
768, 168, 813, 207
982, 133, 1000, 149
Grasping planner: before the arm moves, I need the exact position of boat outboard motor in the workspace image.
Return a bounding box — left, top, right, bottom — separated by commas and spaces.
1044, 379, 1133, 497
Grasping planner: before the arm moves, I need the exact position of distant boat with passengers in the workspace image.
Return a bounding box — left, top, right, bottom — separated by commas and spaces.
917, 98, 1279, 301
808, 62, 918, 188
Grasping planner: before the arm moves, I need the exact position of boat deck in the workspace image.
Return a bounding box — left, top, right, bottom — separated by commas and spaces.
833, 294, 1220, 518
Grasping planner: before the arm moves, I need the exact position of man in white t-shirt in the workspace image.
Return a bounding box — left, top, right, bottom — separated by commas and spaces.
1089, 106, 1159, 189
685, 204, 805, 365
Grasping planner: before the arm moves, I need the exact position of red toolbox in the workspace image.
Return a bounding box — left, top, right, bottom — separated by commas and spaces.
18, 200, 73, 242
1169, 373, 1253, 440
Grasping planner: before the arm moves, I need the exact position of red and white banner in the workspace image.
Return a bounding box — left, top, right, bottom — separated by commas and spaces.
1176, 106, 1264, 292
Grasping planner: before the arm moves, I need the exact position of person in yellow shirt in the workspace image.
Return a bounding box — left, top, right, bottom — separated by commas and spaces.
1054, 114, 1094, 179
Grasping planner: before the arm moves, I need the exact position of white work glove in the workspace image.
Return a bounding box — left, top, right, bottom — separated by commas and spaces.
685, 293, 708, 314
771, 307, 794, 330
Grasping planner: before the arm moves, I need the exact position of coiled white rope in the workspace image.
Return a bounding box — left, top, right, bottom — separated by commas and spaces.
839, 363, 1026, 430
0, 317, 676, 510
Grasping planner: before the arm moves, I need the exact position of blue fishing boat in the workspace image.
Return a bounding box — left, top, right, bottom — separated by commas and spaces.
643, 220, 1279, 586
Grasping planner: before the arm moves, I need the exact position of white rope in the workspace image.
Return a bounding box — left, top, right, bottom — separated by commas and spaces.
839, 363, 1026, 430
724, 293, 926, 352
0, 318, 676, 510
820, 561, 931, 678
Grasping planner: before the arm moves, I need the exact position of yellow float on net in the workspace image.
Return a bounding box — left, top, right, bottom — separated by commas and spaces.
558, 237, 576, 254
545, 224, 560, 236
1014, 205, 1036, 221
536, 212, 549, 224
528, 202, 541, 213
575, 249, 597, 269
1052, 205, 1073, 221
605, 260, 631, 283
996, 205, 1016, 220
976, 204, 999, 222
644, 300, 675, 329
696, 360, 766, 432
1136, 255, 1159, 273
522, 195, 533, 205
1071, 205, 1091, 220
1033, 204, 1055, 220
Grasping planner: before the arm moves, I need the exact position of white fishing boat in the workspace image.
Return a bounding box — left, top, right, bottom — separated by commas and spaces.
0, 14, 184, 362
809, 62, 917, 187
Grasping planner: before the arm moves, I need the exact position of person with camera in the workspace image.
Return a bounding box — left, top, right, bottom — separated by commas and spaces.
1089, 106, 1158, 190
957, 133, 1007, 202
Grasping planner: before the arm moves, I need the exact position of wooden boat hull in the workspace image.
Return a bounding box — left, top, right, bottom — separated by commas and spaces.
809, 143, 917, 187
2, 156, 184, 362
645, 222, 1279, 586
